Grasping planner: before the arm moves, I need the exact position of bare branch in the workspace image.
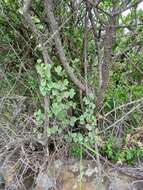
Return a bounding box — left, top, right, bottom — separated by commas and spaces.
101, 103, 141, 133
124, 53, 143, 76
86, 1, 99, 44
105, 97, 143, 117
83, 15, 89, 95
113, 0, 143, 16
44, 0, 86, 91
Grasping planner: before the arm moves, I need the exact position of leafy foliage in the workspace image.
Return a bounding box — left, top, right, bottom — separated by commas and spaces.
1, 0, 143, 164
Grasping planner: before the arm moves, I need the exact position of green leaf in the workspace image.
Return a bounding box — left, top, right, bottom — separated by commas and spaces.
77, 133, 83, 143
63, 91, 70, 98
37, 59, 42, 64
63, 79, 69, 86
85, 124, 93, 131
39, 85, 47, 96
55, 66, 62, 76
40, 79, 46, 87
69, 88, 75, 98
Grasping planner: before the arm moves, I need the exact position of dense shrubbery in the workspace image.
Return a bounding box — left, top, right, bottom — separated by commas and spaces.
0, 0, 143, 164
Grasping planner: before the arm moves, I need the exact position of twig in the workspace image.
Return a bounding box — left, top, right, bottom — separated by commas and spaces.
105, 97, 143, 117
113, 0, 143, 16
124, 53, 143, 76
101, 103, 141, 133
83, 14, 89, 95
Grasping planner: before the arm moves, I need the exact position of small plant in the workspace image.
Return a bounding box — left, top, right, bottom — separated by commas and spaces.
35, 60, 99, 155
70, 144, 84, 157
65, 93, 97, 146
102, 135, 143, 163
35, 60, 76, 137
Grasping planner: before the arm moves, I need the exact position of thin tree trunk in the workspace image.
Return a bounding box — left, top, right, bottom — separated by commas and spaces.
96, 2, 116, 110
23, 0, 51, 147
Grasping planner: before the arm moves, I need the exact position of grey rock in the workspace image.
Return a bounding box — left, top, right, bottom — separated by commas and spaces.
131, 180, 143, 190
84, 166, 98, 177
36, 173, 56, 190
54, 160, 63, 169
108, 177, 131, 190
